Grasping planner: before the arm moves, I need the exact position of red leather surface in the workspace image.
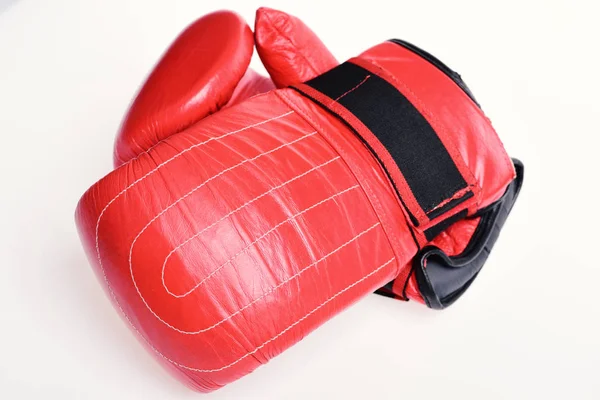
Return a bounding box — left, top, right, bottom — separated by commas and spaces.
78, 91, 402, 391
358, 43, 516, 210
255, 7, 338, 88
224, 69, 275, 108
113, 11, 254, 166
360, 42, 516, 300
76, 10, 516, 392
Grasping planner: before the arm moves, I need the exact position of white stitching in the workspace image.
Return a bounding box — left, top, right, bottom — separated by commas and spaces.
119, 110, 296, 165
93, 108, 394, 374
166, 257, 395, 373
95, 111, 295, 248
128, 131, 318, 294
152, 221, 380, 336
129, 156, 342, 334
163, 184, 361, 298
92, 111, 297, 367
95, 111, 295, 297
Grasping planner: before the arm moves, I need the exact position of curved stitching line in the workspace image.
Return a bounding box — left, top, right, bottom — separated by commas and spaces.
93, 111, 309, 365
124, 130, 317, 298
163, 185, 360, 298
94, 111, 296, 244
160, 222, 381, 336
128, 157, 341, 334
166, 257, 395, 373
138, 131, 318, 253
94, 104, 396, 374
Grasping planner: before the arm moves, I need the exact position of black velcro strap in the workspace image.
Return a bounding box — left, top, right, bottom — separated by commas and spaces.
298, 62, 470, 223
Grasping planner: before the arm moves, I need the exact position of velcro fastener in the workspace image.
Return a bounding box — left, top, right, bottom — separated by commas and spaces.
292, 61, 477, 229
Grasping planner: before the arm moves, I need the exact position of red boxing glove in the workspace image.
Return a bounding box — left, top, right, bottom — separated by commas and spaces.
76, 8, 522, 393
113, 8, 337, 166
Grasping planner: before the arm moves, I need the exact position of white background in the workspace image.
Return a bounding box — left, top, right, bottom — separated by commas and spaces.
0, 0, 598, 398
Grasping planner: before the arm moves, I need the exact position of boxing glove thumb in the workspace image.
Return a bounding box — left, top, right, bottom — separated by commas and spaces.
254, 7, 338, 88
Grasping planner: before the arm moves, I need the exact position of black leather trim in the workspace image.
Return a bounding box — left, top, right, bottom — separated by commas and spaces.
415, 159, 524, 309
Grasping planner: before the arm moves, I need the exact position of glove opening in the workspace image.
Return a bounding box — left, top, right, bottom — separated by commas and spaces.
414, 159, 524, 309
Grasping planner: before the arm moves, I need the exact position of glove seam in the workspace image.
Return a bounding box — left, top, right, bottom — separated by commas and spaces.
261, 11, 321, 77
275, 88, 406, 277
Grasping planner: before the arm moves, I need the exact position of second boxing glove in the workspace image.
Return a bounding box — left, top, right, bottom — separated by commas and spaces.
113, 8, 337, 166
